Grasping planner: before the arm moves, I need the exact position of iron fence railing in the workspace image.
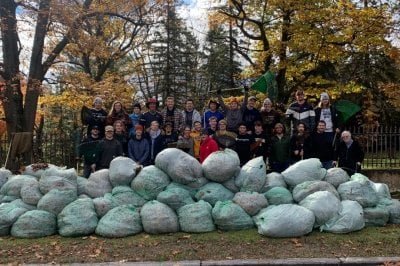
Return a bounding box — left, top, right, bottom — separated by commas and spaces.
0, 125, 399, 170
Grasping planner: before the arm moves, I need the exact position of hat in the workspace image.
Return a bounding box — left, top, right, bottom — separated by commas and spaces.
164, 122, 173, 128
320, 92, 329, 101
263, 98, 272, 105
133, 103, 141, 110
295, 89, 304, 96
90, 125, 99, 130
201, 128, 209, 135
218, 119, 227, 125
208, 99, 220, 109
135, 124, 144, 132
146, 97, 159, 108
248, 96, 257, 101
105, 125, 114, 132
93, 97, 103, 105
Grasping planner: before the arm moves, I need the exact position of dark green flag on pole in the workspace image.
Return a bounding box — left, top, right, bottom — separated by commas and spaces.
335, 99, 361, 125
251, 71, 278, 101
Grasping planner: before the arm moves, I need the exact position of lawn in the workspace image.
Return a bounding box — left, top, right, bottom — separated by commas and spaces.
1, 225, 400, 264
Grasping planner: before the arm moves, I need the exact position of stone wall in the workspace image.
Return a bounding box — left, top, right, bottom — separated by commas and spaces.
364, 169, 400, 192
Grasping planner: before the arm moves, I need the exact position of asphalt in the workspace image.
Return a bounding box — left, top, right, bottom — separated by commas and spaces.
20, 257, 400, 266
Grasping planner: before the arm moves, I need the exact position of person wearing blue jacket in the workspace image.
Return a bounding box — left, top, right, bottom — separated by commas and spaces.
128, 124, 150, 166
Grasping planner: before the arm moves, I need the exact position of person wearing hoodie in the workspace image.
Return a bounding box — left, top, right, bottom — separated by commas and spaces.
217, 90, 245, 133
145, 120, 166, 164
128, 124, 150, 166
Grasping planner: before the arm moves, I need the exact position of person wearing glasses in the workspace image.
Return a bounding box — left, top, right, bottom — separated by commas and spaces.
333, 130, 364, 175
97, 125, 123, 170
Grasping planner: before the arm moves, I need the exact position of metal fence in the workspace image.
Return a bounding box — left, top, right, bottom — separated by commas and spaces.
0, 125, 399, 170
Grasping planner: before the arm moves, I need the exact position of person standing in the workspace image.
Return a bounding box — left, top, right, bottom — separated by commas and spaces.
334, 131, 364, 175
113, 120, 129, 156
251, 121, 269, 162
235, 123, 255, 166
140, 97, 163, 130
269, 123, 291, 173
106, 101, 132, 132
242, 96, 261, 134
160, 96, 184, 134
311, 120, 335, 169
285, 89, 315, 135
128, 124, 150, 166
199, 128, 219, 163
83, 97, 107, 137
217, 90, 245, 133
129, 103, 143, 138
78, 125, 103, 178
290, 122, 312, 163
190, 121, 202, 160
314, 92, 340, 141
145, 120, 166, 165
260, 98, 281, 137
212, 119, 237, 150
182, 99, 201, 129
176, 126, 195, 156
97, 125, 123, 169
203, 99, 224, 128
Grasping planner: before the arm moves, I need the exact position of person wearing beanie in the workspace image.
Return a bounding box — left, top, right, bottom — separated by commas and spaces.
82, 96, 108, 138
314, 92, 339, 142
128, 123, 150, 166
203, 98, 224, 128
129, 103, 143, 138
260, 98, 281, 136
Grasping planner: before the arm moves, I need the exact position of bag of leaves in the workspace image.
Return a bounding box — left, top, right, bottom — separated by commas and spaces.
324, 167, 349, 188
388, 199, 400, 224
131, 165, 170, 200
0, 168, 12, 189
178, 200, 215, 233
58, 198, 98, 237
11, 210, 56, 238
111, 186, 147, 208
202, 149, 241, 183
156, 187, 194, 210
260, 172, 287, 193
264, 187, 293, 205
20, 178, 43, 206
0, 201, 29, 236
95, 205, 142, 238
37, 189, 77, 215
212, 200, 254, 231
282, 158, 326, 187
232, 192, 268, 216
337, 180, 379, 208
93, 195, 114, 217
41, 167, 77, 183
253, 204, 315, 237
39, 175, 77, 195
363, 205, 389, 226
84, 169, 112, 198
236, 157, 267, 193
292, 180, 339, 203
22, 163, 58, 178
77, 176, 89, 196
320, 200, 365, 233
109, 156, 138, 187
165, 182, 198, 199
195, 182, 234, 206
155, 148, 202, 185
0, 175, 37, 198
140, 200, 179, 234
299, 191, 341, 227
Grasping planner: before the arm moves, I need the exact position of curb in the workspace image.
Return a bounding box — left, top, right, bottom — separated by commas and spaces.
20, 257, 400, 266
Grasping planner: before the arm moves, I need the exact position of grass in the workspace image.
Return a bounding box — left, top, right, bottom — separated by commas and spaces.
1, 226, 400, 264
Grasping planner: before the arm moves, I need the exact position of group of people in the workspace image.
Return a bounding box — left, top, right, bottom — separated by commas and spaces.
78, 88, 364, 178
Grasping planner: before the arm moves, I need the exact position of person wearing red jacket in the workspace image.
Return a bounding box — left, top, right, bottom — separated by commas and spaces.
199, 128, 219, 163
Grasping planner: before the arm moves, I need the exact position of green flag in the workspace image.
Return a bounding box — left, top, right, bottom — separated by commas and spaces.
251, 71, 278, 101
335, 99, 361, 124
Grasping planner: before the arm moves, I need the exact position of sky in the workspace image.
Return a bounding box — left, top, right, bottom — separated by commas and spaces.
178, 0, 211, 42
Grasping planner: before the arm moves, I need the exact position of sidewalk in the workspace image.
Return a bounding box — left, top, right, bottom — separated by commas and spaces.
21, 257, 400, 266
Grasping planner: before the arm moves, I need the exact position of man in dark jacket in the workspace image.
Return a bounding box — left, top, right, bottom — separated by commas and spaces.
78, 125, 102, 178
128, 124, 150, 166
311, 120, 334, 169
97, 125, 123, 169
83, 97, 107, 137
334, 130, 364, 175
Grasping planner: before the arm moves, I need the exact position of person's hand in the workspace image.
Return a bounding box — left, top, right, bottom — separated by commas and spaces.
90, 164, 96, 172
356, 162, 361, 166
332, 161, 337, 167
299, 150, 304, 157
294, 150, 299, 155
244, 85, 249, 92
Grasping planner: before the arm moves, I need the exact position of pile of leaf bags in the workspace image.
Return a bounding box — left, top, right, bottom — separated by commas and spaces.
0, 148, 400, 239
